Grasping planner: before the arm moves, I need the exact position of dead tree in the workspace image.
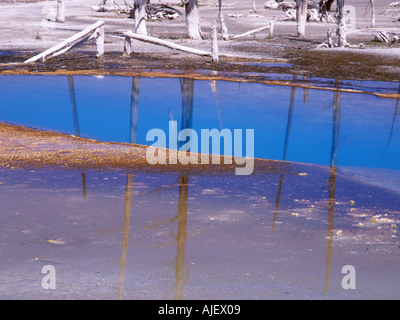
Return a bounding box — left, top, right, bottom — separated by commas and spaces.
296, 0, 308, 37
56, 0, 65, 23
370, 0, 376, 27
218, 0, 229, 40
133, 0, 149, 35
336, 0, 347, 47
185, 0, 202, 39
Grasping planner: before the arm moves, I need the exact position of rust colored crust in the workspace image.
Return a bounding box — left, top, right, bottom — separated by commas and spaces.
1, 67, 399, 99
0, 122, 297, 175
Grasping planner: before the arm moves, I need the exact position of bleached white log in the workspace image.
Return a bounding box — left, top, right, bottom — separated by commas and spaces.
123, 31, 211, 57
24, 21, 105, 63
233, 25, 272, 39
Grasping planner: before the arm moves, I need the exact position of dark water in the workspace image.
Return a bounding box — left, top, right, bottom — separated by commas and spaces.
1, 74, 400, 170
1, 74, 400, 300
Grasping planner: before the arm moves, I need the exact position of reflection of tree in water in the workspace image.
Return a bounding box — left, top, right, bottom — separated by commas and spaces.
273, 76, 296, 230
174, 175, 189, 300
267, 76, 342, 299
386, 84, 400, 150
118, 77, 193, 299
118, 77, 140, 299
324, 81, 341, 300
68, 75, 86, 199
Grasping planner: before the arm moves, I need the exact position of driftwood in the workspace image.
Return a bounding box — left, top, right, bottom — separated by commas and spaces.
374, 32, 400, 43
24, 21, 105, 63
123, 31, 219, 62
233, 23, 274, 39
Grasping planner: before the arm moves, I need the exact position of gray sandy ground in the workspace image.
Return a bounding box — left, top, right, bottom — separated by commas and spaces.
1, 0, 400, 62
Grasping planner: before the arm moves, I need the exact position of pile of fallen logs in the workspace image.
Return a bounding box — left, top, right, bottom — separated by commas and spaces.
374, 32, 400, 44
92, 0, 183, 21
264, 0, 335, 23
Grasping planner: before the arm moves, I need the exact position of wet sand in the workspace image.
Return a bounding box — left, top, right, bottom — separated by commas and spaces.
1, 122, 400, 299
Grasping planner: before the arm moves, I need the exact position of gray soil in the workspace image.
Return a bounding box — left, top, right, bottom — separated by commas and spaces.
0, 0, 400, 82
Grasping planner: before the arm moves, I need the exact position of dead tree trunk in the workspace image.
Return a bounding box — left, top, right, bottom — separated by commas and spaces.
336, 0, 347, 47
218, 0, 229, 40
56, 0, 65, 23
185, 0, 202, 39
370, 0, 376, 27
296, 0, 308, 38
134, 0, 149, 35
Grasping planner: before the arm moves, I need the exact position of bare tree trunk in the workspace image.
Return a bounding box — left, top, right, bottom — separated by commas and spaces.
218, 0, 229, 40
185, 0, 202, 39
211, 22, 219, 63
370, 0, 376, 27
134, 0, 149, 35
336, 0, 347, 47
296, 0, 308, 38
56, 0, 65, 23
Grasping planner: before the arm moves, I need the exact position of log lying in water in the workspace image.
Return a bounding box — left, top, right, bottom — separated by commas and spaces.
24, 20, 105, 63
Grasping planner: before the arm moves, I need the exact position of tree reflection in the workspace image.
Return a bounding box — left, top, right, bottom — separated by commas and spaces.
118, 76, 141, 299
68, 75, 86, 200
323, 81, 341, 299
273, 77, 296, 230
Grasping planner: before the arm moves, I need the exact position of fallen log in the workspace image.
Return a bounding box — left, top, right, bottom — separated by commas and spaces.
123, 30, 213, 58
24, 20, 105, 63
233, 24, 274, 39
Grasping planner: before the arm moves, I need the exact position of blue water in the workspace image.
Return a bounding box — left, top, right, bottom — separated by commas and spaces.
1, 74, 400, 170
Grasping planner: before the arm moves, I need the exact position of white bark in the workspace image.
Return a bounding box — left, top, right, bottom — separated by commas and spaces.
327, 29, 334, 47
95, 25, 105, 58
134, 0, 148, 35
56, 0, 65, 23
123, 31, 211, 57
370, 0, 376, 27
336, 0, 347, 47
269, 21, 274, 38
218, 0, 229, 40
185, 0, 202, 40
211, 23, 219, 63
24, 21, 105, 63
233, 25, 271, 39
297, 0, 308, 37
296, 0, 308, 37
